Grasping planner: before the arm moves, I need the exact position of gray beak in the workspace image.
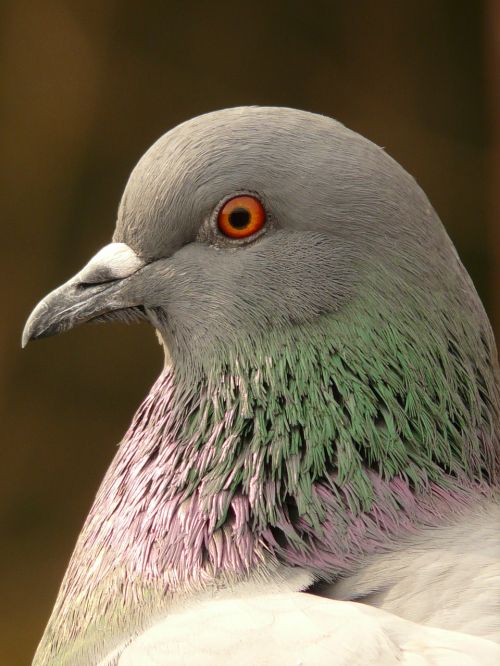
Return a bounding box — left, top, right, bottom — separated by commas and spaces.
22, 243, 146, 348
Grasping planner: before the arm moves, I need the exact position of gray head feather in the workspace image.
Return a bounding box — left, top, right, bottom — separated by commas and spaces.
112, 106, 462, 368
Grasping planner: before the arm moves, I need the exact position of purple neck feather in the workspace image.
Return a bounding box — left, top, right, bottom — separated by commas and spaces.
67, 369, 484, 587
35, 364, 491, 665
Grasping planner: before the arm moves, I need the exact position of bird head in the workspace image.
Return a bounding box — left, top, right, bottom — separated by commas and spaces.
23, 107, 499, 495
22, 108, 445, 363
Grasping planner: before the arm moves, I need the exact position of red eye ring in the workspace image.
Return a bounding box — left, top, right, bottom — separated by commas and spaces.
217, 195, 266, 239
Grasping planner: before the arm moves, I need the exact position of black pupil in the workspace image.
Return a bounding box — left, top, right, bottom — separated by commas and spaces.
228, 207, 251, 229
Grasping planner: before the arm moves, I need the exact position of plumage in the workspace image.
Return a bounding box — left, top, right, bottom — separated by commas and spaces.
23, 107, 500, 665
118, 593, 500, 666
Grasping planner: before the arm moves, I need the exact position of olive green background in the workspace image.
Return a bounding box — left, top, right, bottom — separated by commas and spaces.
1, 2, 499, 664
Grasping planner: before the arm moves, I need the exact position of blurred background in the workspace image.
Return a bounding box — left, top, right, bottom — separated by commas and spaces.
1, 1, 499, 663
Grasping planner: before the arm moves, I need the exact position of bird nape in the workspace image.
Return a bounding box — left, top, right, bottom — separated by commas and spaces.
23, 107, 500, 666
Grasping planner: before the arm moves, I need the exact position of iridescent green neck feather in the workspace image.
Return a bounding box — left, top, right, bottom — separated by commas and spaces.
34, 261, 500, 666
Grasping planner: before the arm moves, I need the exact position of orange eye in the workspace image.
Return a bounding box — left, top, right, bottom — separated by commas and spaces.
217, 195, 266, 239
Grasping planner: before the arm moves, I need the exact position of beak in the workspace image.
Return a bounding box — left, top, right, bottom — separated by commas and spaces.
22, 243, 146, 348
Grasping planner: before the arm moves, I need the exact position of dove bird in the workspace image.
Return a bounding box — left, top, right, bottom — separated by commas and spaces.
23, 107, 500, 665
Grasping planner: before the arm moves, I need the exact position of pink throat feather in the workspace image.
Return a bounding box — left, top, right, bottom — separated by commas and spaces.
68, 369, 485, 588
35, 365, 491, 666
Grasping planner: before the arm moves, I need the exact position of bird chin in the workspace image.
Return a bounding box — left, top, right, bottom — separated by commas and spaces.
88, 305, 149, 326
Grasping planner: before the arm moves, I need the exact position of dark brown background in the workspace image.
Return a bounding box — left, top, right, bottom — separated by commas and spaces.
1, 2, 499, 664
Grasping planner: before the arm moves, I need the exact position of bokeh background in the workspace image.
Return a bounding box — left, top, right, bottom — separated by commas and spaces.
1, 2, 499, 664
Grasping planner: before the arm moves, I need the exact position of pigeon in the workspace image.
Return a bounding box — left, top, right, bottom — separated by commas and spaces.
23, 107, 500, 665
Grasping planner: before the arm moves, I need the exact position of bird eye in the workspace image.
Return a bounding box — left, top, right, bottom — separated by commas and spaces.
217, 195, 266, 239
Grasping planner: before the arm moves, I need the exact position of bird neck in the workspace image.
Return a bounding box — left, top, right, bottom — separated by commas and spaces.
34, 298, 500, 665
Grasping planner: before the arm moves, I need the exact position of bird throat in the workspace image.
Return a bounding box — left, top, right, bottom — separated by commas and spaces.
34, 301, 499, 665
